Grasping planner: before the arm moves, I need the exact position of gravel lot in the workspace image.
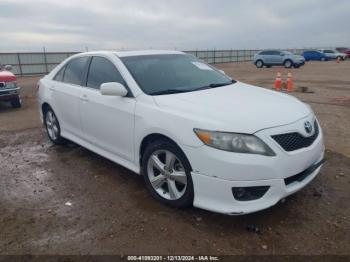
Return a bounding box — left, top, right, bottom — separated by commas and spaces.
0, 61, 349, 255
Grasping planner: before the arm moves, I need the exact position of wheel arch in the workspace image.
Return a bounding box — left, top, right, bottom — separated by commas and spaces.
42, 102, 51, 115
139, 133, 192, 170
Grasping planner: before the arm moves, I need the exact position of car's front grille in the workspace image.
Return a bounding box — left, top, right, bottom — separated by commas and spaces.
272, 120, 319, 152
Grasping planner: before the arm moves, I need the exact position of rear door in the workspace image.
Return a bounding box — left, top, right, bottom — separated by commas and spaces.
273, 51, 284, 64
79, 56, 136, 162
51, 56, 89, 138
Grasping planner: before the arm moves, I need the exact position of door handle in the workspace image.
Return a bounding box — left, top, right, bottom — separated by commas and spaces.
80, 95, 89, 102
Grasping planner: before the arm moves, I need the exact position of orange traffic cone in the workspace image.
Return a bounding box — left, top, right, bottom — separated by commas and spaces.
286, 72, 294, 92
274, 72, 282, 91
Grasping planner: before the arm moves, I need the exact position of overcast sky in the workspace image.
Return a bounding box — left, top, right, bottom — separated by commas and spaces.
0, 0, 349, 52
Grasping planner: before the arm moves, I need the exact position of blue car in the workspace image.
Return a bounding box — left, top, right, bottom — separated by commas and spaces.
302, 50, 328, 61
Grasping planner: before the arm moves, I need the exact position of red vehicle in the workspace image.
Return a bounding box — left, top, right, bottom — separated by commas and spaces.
0, 65, 21, 108
336, 47, 350, 58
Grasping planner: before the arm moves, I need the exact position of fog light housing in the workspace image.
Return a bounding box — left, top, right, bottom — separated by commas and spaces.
232, 186, 270, 201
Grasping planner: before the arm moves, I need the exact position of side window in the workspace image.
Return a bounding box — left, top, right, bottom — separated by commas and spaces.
53, 66, 66, 82
259, 51, 268, 55
63, 57, 89, 85
86, 56, 125, 90
272, 51, 281, 56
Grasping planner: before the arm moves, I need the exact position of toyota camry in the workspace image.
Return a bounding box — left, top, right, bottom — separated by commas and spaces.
37, 50, 325, 215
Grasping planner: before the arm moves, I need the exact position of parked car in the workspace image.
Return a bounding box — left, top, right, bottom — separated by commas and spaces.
318, 49, 347, 60
335, 47, 350, 58
253, 50, 305, 68
302, 50, 329, 61
0, 65, 21, 108
37, 51, 325, 215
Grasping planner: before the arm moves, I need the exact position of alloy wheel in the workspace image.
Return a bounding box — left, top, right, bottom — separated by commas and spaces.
147, 150, 187, 200
45, 110, 59, 141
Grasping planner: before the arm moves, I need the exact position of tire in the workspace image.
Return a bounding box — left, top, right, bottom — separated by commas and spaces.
44, 107, 66, 145
255, 60, 264, 68
142, 139, 194, 208
284, 60, 293, 68
10, 97, 22, 108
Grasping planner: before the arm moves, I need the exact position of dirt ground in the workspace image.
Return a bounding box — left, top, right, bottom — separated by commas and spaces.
0, 61, 349, 256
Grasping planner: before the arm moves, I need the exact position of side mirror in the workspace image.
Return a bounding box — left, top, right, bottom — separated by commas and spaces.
4, 65, 12, 71
100, 82, 128, 97
219, 69, 226, 75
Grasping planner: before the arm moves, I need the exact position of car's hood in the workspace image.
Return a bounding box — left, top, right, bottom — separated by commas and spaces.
0, 70, 16, 82
153, 82, 311, 134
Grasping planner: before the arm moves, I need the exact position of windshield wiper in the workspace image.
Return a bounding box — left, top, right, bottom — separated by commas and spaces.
150, 89, 191, 96
195, 79, 236, 91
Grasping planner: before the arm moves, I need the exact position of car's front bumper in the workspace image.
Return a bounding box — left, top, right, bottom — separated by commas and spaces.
181, 115, 325, 215
190, 155, 324, 215
0, 87, 20, 101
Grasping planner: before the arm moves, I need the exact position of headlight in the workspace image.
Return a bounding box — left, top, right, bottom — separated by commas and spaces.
6, 81, 17, 88
194, 129, 275, 156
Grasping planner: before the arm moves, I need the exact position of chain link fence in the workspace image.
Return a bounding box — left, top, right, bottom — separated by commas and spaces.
0, 49, 306, 76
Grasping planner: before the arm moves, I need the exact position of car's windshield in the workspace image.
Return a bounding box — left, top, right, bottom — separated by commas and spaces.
120, 54, 235, 95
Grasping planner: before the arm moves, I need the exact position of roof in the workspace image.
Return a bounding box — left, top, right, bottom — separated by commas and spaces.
114, 50, 184, 57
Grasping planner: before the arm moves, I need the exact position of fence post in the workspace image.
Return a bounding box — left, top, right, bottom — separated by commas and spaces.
213, 48, 216, 64
17, 53, 23, 76
43, 47, 49, 74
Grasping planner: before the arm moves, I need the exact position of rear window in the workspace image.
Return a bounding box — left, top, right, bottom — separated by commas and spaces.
63, 57, 89, 85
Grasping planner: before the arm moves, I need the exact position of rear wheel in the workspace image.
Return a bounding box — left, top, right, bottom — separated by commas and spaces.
44, 107, 66, 144
10, 97, 22, 108
142, 140, 194, 208
284, 60, 293, 68
255, 60, 264, 68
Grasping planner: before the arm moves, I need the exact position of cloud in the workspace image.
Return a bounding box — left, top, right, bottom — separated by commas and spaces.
0, 0, 349, 51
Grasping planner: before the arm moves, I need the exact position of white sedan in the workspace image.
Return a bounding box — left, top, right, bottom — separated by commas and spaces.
37, 50, 325, 215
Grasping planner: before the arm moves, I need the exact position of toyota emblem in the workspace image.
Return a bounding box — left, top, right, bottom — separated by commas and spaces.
304, 121, 313, 134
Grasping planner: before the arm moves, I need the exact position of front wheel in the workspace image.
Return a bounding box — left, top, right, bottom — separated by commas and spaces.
44, 108, 66, 144
284, 60, 293, 68
10, 97, 22, 108
142, 140, 194, 208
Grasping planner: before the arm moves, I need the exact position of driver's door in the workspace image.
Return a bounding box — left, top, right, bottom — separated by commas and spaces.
79, 56, 136, 162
